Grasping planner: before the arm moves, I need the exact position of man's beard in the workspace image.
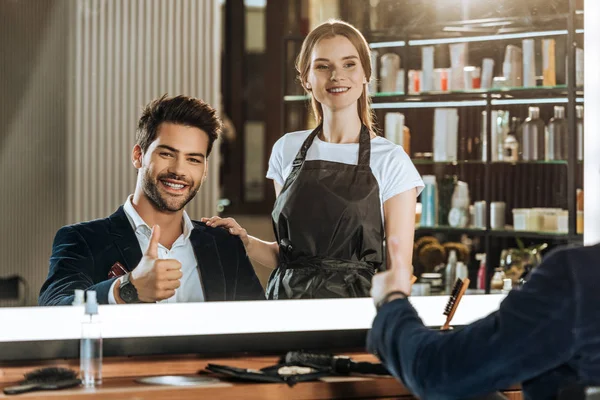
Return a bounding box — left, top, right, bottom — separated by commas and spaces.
143, 171, 200, 212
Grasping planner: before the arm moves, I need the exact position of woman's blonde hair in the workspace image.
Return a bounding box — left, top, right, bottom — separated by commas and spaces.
296, 20, 376, 134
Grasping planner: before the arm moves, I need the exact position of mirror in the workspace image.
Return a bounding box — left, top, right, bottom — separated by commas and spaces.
0, 0, 590, 311
0, 296, 505, 361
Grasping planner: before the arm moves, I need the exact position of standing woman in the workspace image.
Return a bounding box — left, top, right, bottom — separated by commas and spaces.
204, 20, 423, 299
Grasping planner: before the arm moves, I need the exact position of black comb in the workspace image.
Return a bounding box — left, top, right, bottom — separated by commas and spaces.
442, 278, 470, 330
3, 367, 80, 395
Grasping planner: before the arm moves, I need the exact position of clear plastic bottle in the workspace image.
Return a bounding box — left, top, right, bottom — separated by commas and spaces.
420, 175, 438, 227
577, 105, 584, 161
445, 250, 458, 294
520, 107, 546, 161
503, 117, 521, 162
547, 105, 568, 161
80, 291, 102, 388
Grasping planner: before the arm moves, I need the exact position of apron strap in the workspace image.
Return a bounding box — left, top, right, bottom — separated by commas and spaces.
281, 124, 372, 193
357, 124, 371, 167
280, 125, 322, 193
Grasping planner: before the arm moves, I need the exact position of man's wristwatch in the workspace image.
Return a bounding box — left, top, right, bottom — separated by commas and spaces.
118, 272, 140, 303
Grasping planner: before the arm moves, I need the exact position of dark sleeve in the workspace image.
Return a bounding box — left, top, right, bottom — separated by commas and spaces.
367, 249, 576, 400
231, 236, 266, 301
38, 226, 117, 306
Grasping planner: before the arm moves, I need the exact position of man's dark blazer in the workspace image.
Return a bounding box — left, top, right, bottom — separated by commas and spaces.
39, 206, 265, 305
368, 244, 600, 400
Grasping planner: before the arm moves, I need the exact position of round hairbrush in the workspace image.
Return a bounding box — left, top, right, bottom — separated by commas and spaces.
418, 243, 446, 273
3, 367, 81, 395
414, 236, 439, 258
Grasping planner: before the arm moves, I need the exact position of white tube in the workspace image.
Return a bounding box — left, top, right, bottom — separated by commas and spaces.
421, 46, 435, 92
522, 39, 536, 87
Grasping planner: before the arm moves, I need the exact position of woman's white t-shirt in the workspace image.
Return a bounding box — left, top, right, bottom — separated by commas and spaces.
266, 130, 424, 220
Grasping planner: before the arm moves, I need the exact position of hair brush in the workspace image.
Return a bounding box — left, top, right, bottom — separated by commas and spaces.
441, 277, 470, 331
3, 367, 81, 395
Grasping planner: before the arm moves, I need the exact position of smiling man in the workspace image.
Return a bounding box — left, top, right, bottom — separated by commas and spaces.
39, 95, 265, 305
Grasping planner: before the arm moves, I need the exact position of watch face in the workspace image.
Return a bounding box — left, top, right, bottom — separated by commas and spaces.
120, 283, 138, 303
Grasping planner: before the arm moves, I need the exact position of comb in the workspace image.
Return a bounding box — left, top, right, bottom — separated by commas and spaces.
441, 277, 470, 330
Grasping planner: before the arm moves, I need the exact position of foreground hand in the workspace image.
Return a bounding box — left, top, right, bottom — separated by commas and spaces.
201, 216, 250, 248
129, 225, 182, 302
371, 236, 414, 306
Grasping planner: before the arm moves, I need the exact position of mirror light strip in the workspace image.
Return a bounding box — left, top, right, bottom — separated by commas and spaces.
0, 295, 505, 342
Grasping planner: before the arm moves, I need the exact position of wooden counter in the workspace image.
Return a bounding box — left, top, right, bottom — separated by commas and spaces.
0, 353, 522, 399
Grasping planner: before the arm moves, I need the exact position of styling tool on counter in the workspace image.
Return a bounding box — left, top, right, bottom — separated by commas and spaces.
284, 351, 389, 376
3, 367, 81, 395
205, 362, 329, 387
441, 278, 470, 330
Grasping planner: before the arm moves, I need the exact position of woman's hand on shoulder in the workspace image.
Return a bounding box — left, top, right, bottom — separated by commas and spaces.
201, 216, 250, 248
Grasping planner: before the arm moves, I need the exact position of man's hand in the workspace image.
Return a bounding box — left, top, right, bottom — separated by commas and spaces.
371, 237, 414, 306
126, 225, 182, 302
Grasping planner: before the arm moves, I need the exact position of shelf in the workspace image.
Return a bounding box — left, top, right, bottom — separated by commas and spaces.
416, 225, 487, 235
283, 86, 583, 107
416, 226, 577, 241
489, 229, 571, 240
412, 160, 485, 165
490, 160, 568, 165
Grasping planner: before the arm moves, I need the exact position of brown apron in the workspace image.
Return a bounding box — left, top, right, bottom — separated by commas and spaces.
266, 124, 385, 299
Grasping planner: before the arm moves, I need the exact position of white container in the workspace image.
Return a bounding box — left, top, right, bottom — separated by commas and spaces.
463, 66, 481, 90
395, 69, 405, 93
528, 209, 543, 231
522, 39, 536, 87
384, 112, 405, 145
433, 68, 450, 91
408, 69, 422, 94
503, 45, 522, 87
421, 46, 434, 92
481, 58, 495, 89
513, 208, 528, 231
490, 201, 506, 230
474, 200, 487, 229
536, 208, 562, 232
380, 53, 400, 93
557, 210, 569, 233
449, 43, 467, 90
433, 108, 458, 162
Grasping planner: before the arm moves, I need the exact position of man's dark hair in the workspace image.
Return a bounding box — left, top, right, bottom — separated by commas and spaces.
136, 94, 222, 156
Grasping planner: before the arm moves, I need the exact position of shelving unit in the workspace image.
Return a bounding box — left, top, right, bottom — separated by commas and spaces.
277, 0, 584, 291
